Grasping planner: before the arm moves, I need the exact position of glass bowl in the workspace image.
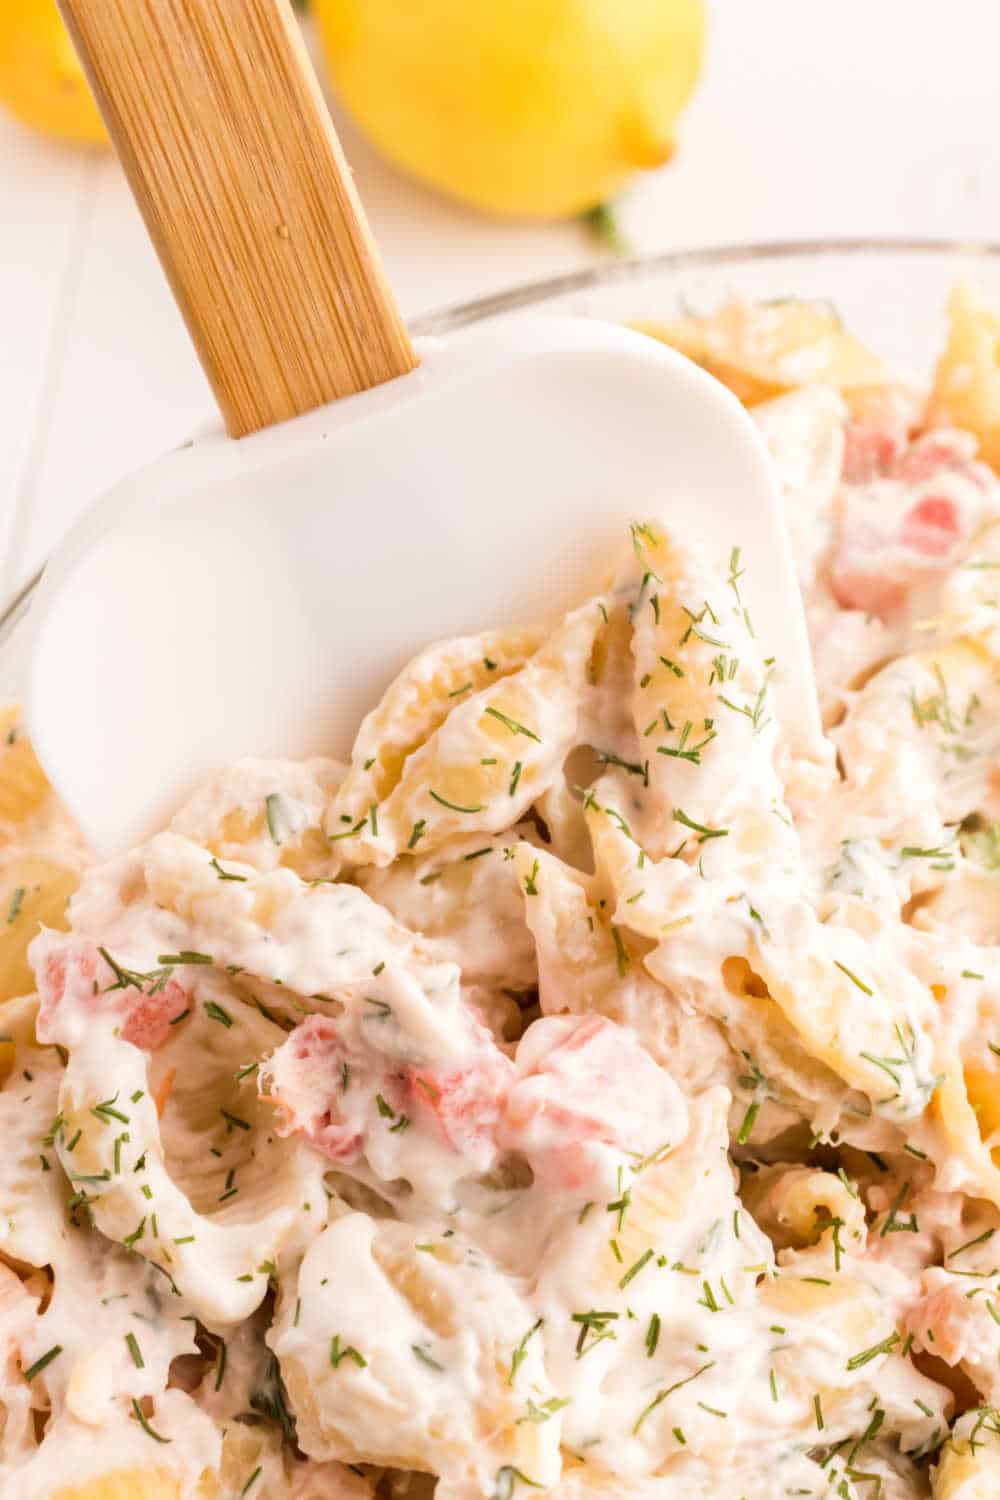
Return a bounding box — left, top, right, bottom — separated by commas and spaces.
4, 236, 1000, 695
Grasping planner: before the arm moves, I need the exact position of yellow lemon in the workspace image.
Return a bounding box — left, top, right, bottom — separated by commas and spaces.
0, 0, 106, 147
314, 0, 705, 218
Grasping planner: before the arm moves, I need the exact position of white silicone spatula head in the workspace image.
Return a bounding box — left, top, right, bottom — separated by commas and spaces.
31, 0, 822, 853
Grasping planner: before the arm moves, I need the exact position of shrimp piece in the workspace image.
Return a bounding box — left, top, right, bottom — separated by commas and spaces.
404, 1052, 512, 1160
904, 1266, 1000, 1402
264, 1006, 515, 1174
34, 937, 189, 1052
842, 424, 902, 483
830, 430, 990, 617
264, 1015, 370, 1164
499, 1014, 687, 1189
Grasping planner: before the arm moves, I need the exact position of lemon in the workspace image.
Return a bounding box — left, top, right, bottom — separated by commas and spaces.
314, 0, 705, 218
0, 0, 106, 147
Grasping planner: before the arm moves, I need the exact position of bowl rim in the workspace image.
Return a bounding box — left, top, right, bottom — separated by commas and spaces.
6, 233, 1000, 645
408, 233, 1000, 334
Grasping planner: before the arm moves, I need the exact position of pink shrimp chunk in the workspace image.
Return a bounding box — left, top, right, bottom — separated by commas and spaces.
405, 1052, 514, 1158
500, 1015, 684, 1186
830, 569, 908, 616
904, 1277, 973, 1366
35, 940, 189, 1050
899, 495, 961, 557
842, 425, 901, 484
265, 1014, 368, 1163
266, 1002, 515, 1169
829, 432, 985, 619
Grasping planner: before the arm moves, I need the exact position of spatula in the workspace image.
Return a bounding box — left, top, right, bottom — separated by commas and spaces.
28, 0, 822, 853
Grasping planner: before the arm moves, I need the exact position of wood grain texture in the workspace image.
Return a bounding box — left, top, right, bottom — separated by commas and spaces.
58, 0, 417, 437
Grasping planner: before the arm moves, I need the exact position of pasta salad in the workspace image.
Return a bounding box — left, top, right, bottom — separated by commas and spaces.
4, 286, 1000, 1499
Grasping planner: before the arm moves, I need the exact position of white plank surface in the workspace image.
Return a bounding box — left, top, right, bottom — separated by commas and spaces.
3, 0, 1000, 594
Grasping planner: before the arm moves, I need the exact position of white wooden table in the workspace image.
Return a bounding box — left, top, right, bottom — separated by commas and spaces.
3, 0, 999, 600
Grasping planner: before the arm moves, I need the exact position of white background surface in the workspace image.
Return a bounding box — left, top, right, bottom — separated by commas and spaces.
2, 0, 999, 599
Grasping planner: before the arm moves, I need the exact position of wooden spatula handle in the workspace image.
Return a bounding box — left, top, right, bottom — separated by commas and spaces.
59, 0, 417, 437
